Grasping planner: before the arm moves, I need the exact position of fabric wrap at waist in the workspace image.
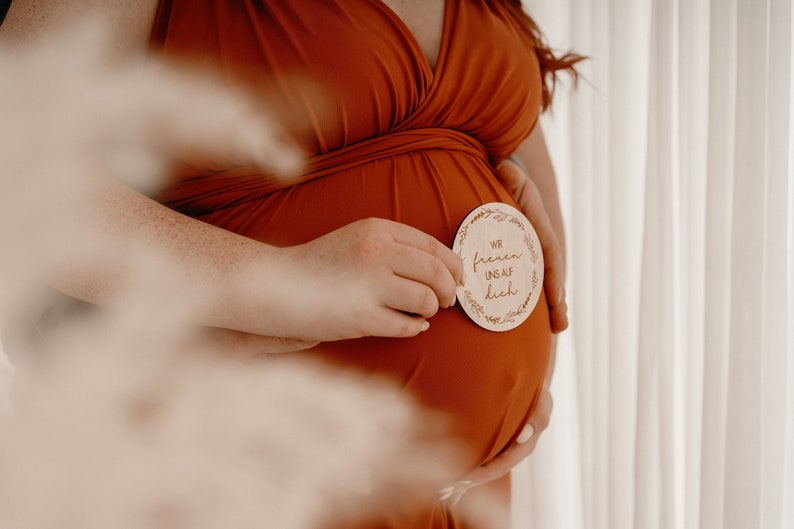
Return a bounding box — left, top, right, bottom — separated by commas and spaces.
159, 128, 490, 215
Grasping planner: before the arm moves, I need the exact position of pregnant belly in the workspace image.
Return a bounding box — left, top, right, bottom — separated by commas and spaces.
200, 150, 551, 469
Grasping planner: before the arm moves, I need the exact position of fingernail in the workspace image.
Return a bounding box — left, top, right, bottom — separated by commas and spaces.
447, 294, 456, 308
420, 321, 430, 332
517, 424, 534, 444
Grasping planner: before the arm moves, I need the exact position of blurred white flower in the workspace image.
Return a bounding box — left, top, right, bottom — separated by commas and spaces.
0, 21, 463, 529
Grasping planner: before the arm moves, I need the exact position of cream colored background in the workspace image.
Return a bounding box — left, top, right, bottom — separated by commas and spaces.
514, 0, 794, 528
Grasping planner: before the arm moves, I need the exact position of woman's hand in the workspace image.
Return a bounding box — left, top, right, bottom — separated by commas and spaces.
267, 218, 464, 342
191, 327, 320, 357
495, 158, 568, 333
200, 218, 464, 353
434, 129, 568, 502
438, 386, 553, 506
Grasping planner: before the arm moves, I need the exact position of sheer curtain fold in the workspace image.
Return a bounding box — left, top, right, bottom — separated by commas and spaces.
721, 0, 768, 525
676, 4, 709, 529
636, 0, 676, 527
761, 4, 792, 529
516, 0, 793, 528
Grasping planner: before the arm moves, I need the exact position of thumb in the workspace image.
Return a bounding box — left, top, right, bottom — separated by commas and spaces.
494, 158, 526, 191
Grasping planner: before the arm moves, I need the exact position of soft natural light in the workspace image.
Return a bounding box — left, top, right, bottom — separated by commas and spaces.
1, 1, 792, 528
516, 1, 793, 528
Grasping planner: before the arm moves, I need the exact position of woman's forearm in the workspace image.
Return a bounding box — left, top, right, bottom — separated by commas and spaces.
38, 179, 462, 343
513, 125, 567, 269
502, 124, 569, 334
39, 179, 294, 337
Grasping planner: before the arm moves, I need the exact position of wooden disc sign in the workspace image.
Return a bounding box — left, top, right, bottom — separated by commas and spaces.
452, 202, 544, 332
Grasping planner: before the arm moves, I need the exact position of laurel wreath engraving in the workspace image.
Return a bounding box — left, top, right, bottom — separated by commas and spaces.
524, 233, 539, 263
456, 205, 542, 328
462, 290, 487, 319
456, 206, 514, 246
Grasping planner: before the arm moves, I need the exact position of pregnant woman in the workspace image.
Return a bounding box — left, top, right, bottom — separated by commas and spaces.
1, 0, 576, 527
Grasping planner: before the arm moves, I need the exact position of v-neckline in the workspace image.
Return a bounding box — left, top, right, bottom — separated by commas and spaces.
373, 0, 451, 79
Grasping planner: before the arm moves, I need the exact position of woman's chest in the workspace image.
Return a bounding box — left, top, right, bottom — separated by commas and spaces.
151, 0, 542, 155
379, 0, 445, 71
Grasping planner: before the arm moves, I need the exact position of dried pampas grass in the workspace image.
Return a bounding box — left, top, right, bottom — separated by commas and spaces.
0, 22, 467, 529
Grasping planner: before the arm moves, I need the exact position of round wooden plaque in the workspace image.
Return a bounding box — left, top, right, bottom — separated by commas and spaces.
452, 202, 544, 332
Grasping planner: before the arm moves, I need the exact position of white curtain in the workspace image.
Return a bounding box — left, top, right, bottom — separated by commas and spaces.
513, 0, 794, 528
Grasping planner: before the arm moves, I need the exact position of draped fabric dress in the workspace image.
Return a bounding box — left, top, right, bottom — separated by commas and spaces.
149, 1, 551, 526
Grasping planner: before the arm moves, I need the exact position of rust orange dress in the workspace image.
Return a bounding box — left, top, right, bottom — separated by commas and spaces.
150, 1, 551, 527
